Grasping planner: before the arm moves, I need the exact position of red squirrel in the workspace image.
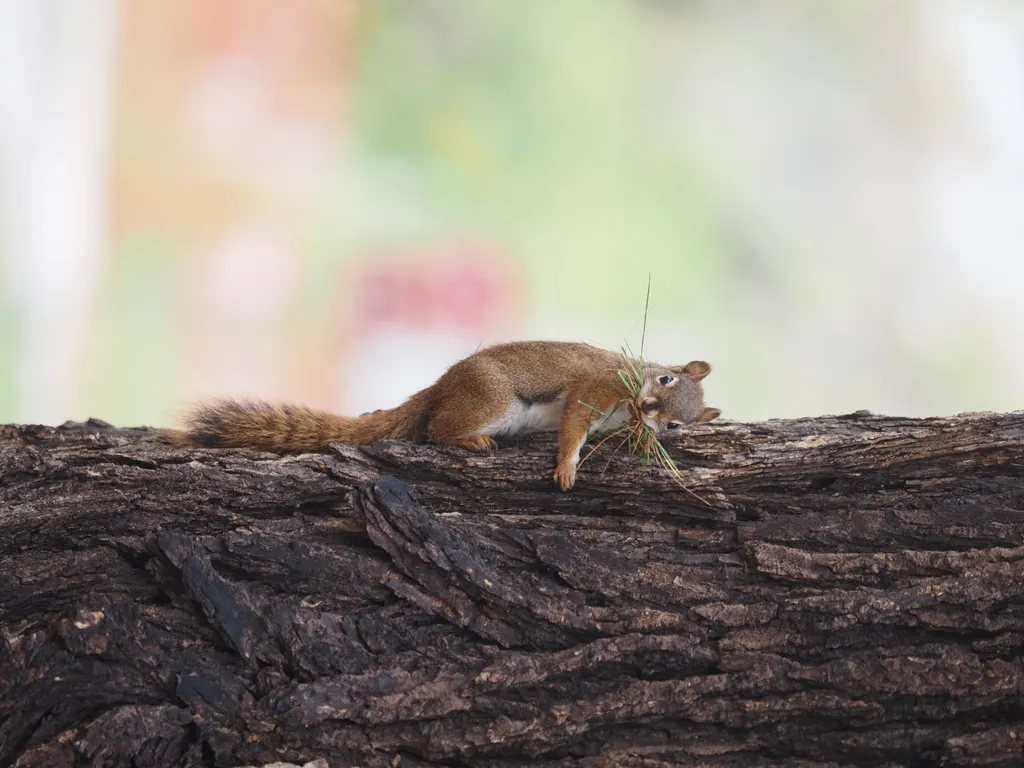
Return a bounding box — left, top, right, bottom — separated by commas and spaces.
184, 341, 720, 490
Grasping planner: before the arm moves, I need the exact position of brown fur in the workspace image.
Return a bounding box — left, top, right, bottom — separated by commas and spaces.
185, 394, 431, 452
183, 341, 719, 489
552, 376, 632, 491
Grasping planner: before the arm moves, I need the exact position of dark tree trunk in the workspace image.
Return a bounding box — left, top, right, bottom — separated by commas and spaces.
2, 412, 1024, 768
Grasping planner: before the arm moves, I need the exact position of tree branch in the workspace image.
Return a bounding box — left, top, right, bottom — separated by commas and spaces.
2, 412, 1023, 767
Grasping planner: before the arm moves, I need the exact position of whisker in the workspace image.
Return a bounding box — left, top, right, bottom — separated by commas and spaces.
577, 425, 632, 470
599, 431, 633, 478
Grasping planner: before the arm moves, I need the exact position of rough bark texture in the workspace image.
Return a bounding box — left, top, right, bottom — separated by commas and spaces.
2, 411, 1024, 768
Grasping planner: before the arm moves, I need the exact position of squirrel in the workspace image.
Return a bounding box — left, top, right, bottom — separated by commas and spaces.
183, 340, 720, 490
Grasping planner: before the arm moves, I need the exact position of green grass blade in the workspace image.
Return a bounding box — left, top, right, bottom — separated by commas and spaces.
639, 274, 651, 360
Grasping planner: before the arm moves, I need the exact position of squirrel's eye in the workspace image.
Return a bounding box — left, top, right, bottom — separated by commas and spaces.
657, 375, 676, 386
667, 421, 682, 430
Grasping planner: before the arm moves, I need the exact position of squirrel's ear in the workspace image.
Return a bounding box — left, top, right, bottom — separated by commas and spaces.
673, 360, 712, 382
698, 406, 721, 422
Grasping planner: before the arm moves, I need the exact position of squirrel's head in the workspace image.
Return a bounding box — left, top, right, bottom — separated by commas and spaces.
635, 360, 721, 434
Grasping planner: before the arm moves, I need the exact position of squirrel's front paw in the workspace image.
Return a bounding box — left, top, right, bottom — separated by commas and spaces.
552, 462, 577, 491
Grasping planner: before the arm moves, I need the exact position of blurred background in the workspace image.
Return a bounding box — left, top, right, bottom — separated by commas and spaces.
1, 0, 1022, 427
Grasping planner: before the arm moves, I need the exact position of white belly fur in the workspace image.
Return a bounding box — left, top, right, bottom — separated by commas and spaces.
481, 395, 565, 436
479, 396, 630, 438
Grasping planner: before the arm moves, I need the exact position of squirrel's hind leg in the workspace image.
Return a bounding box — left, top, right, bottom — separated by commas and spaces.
444, 434, 498, 453
426, 383, 511, 454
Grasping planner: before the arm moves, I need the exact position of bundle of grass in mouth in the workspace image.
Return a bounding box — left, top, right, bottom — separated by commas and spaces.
576, 280, 719, 497
578, 346, 717, 500
619, 350, 686, 483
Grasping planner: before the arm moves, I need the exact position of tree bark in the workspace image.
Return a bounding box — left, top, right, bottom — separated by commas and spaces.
2, 411, 1024, 767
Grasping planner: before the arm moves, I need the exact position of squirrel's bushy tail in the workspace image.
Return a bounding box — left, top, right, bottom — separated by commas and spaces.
184, 394, 430, 452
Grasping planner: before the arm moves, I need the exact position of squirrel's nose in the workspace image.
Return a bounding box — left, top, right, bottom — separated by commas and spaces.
640, 398, 659, 415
